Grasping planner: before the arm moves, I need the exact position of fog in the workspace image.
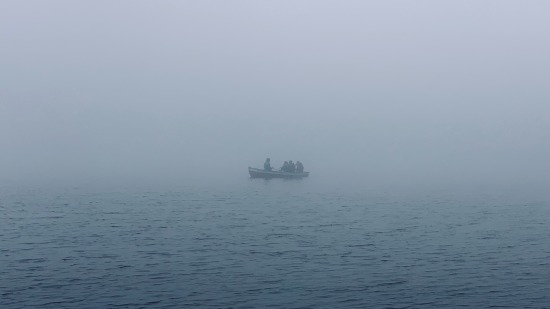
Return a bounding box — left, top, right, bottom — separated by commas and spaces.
1, 1, 549, 190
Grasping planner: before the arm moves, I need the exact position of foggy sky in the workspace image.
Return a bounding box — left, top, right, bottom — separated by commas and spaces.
1, 1, 549, 189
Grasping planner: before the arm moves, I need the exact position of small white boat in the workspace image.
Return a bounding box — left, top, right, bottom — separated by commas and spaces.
248, 167, 309, 179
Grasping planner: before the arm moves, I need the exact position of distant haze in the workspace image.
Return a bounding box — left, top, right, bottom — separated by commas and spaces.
1, 1, 549, 190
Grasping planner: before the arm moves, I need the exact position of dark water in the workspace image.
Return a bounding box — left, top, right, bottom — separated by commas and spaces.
1, 180, 549, 308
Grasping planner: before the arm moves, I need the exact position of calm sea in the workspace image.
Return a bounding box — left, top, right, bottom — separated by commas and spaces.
1, 179, 549, 308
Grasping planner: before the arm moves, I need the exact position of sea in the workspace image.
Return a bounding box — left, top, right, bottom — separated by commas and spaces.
1, 178, 549, 308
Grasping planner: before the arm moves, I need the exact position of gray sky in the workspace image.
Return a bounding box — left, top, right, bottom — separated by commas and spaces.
1, 1, 549, 189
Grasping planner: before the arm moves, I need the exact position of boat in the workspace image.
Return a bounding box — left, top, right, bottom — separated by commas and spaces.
248, 167, 309, 179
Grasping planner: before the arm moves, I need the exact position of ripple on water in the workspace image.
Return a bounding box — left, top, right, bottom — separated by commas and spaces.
1, 188, 549, 308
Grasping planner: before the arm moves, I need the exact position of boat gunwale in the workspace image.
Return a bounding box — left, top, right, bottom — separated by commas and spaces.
248, 167, 309, 178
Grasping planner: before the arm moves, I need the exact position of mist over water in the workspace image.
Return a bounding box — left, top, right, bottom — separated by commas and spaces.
1, 1, 549, 189
1, 1, 550, 308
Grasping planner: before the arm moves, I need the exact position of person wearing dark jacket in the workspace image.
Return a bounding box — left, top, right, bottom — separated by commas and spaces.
281, 161, 289, 172
288, 160, 296, 173
296, 161, 304, 173
264, 158, 272, 171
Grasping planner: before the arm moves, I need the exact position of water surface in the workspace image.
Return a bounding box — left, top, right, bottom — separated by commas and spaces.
1, 181, 549, 308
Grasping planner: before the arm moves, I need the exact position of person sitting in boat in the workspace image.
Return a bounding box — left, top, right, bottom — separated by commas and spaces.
280, 161, 289, 172
296, 161, 304, 173
288, 160, 296, 173
264, 158, 272, 171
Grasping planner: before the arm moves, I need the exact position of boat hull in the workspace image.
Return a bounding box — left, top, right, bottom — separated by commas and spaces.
248, 167, 309, 179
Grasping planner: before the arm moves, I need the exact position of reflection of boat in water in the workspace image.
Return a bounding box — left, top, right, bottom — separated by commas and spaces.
248, 167, 309, 179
